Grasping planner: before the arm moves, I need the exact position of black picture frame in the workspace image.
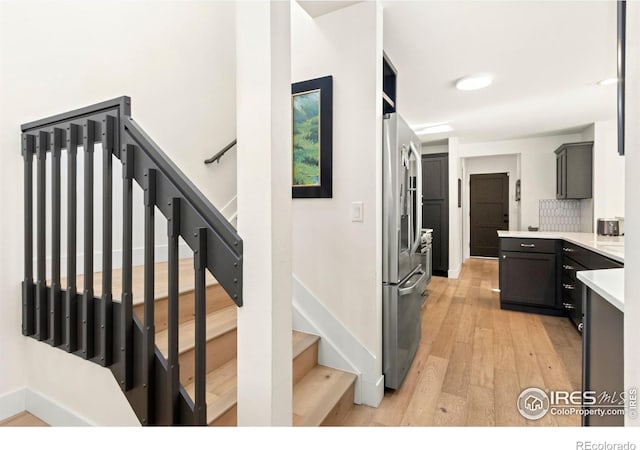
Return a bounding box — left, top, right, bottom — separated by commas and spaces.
291, 75, 333, 198
457, 178, 461, 208
617, 0, 626, 156
515, 179, 521, 201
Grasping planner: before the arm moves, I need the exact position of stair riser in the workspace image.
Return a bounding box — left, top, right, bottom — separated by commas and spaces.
211, 405, 237, 426
293, 341, 318, 385
320, 382, 355, 426
134, 284, 233, 332
179, 329, 237, 386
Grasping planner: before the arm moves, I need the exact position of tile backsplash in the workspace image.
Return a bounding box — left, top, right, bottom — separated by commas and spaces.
539, 199, 582, 232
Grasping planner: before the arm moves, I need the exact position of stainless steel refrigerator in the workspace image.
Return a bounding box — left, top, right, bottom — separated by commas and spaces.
382, 113, 427, 390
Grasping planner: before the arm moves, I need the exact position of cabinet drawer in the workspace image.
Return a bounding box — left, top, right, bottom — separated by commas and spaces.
500, 238, 557, 254
590, 252, 624, 270
561, 241, 591, 267
562, 257, 587, 281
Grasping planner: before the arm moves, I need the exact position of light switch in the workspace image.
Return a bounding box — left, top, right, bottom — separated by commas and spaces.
352, 201, 364, 222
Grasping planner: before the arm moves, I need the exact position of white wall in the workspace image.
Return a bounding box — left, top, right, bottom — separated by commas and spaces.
579, 125, 595, 231
462, 154, 520, 260
458, 133, 584, 231
448, 138, 463, 277
291, 1, 384, 405
592, 120, 625, 227
0, 0, 236, 424
421, 143, 448, 155
624, 0, 640, 427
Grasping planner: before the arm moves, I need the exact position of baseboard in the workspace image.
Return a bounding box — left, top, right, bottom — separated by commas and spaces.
292, 275, 384, 408
448, 266, 461, 279
219, 195, 237, 219
0, 388, 93, 426
0, 388, 27, 422
25, 388, 94, 426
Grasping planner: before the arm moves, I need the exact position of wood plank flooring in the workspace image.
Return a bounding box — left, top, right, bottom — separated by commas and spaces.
342, 258, 582, 426
0, 412, 48, 427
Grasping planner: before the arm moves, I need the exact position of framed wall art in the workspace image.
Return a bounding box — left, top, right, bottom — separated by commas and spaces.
291, 75, 333, 198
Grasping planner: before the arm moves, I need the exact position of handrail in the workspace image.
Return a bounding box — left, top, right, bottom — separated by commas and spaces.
20, 96, 242, 426
204, 138, 236, 164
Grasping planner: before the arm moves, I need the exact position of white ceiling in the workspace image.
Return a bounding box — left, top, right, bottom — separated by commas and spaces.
382, 1, 618, 144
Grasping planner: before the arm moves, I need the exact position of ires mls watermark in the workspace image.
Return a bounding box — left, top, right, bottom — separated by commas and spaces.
517, 387, 638, 420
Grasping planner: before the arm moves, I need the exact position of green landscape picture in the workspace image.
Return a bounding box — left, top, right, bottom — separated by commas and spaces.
293, 90, 321, 186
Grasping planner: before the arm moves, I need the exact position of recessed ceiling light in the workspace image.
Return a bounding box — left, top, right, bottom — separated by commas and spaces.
416, 123, 453, 135
597, 78, 618, 86
456, 74, 493, 91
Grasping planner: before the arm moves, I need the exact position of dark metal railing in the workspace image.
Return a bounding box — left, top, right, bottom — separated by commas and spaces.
20, 96, 243, 426
204, 139, 236, 164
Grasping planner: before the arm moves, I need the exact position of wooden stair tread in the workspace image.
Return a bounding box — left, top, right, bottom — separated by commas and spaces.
155, 306, 236, 356
292, 365, 357, 426
184, 358, 238, 424
59, 258, 218, 303
183, 330, 328, 425
292, 330, 320, 359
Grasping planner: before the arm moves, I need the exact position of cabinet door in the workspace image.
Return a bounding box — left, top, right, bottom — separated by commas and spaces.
556, 151, 567, 199
500, 251, 557, 307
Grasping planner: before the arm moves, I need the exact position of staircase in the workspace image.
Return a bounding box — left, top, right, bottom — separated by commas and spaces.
19, 97, 356, 426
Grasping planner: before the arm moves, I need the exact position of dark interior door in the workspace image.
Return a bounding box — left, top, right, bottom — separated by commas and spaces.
422, 154, 448, 277
470, 173, 509, 257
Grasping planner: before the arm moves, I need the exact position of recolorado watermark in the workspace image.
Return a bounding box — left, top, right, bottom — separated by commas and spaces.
517, 387, 637, 420
576, 442, 636, 450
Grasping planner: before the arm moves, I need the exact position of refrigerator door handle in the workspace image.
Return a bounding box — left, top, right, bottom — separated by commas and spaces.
399, 268, 427, 296
409, 141, 422, 254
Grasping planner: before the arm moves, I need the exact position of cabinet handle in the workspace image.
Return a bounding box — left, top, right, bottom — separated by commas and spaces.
520, 243, 536, 248
563, 283, 575, 290
563, 247, 574, 253
562, 264, 575, 270
578, 322, 584, 333
562, 302, 575, 310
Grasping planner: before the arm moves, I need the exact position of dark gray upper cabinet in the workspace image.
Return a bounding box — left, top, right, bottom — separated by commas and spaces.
555, 141, 593, 199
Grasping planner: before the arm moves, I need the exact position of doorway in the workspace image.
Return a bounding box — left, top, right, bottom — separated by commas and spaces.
469, 173, 509, 258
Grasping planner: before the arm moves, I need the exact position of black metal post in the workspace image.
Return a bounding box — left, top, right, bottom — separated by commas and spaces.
49, 128, 63, 346
167, 197, 181, 423
100, 115, 115, 366
22, 134, 35, 336
120, 144, 135, 390
66, 124, 80, 352
142, 168, 157, 425
35, 131, 48, 341
83, 120, 95, 359
194, 228, 207, 426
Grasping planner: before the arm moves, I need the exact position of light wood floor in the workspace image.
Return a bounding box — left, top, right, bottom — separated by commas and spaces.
0, 412, 48, 427
342, 258, 582, 426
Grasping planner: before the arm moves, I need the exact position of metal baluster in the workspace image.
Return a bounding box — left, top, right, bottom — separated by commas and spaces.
82, 120, 95, 359
194, 228, 207, 425
35, 131, 48, 341
120, 144, 135, 389
167, 198, 181, 422
49, 128, 63, 346
22, 134, 35, 336
142, 168, 157, 425
100, 116, 115, 366
66, 124, 80, 352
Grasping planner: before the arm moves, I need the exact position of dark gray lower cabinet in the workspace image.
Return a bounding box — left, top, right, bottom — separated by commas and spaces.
499, 238, 560, 314
582, 287, 624, 426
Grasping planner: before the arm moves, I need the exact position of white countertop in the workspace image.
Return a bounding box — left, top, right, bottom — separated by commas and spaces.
497, 231, 624, 263
577, 268, 624, 313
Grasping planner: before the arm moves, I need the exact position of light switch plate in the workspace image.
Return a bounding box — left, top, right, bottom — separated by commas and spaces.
352, 201, 364, 222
